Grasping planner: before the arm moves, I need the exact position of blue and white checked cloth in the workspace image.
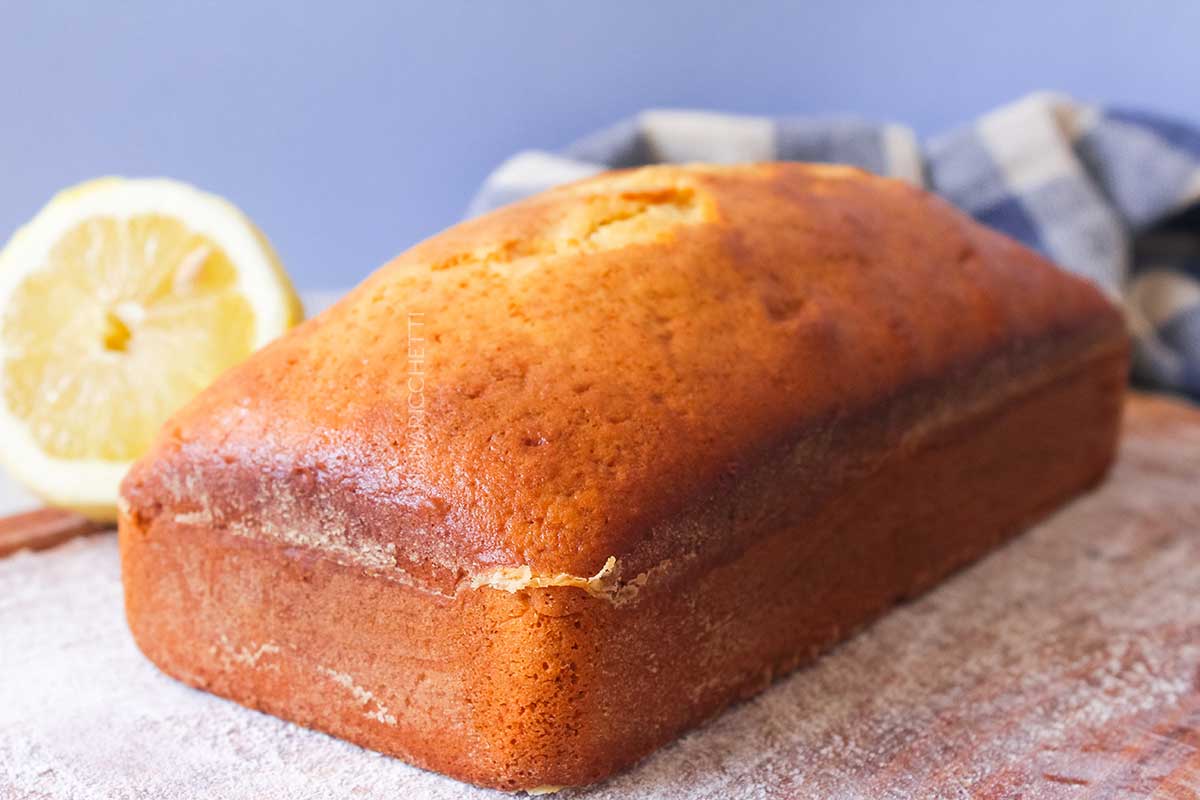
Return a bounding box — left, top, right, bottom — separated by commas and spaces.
469, 93, 1200, 401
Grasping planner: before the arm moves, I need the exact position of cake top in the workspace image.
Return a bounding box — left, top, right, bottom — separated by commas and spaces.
120, 163, 1122, 596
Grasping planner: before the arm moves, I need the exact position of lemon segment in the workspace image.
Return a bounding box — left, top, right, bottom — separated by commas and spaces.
0, 178, 302, 519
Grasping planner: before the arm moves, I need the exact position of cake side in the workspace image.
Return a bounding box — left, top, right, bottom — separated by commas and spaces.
118, 162, 1124, 593
119, 318, 1128, 790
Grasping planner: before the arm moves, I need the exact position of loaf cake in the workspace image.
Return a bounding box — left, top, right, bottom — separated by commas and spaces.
118, 163, 1129, 791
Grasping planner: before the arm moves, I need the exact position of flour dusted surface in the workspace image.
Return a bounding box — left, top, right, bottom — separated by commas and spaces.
3, 394, 1200, 799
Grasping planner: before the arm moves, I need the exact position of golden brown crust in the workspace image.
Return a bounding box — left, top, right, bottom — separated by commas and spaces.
118, 162, 1130, 789
120, 163, 1124, 589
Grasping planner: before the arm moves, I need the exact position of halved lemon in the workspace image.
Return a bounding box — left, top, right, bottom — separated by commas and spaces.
0, 178, 302, 520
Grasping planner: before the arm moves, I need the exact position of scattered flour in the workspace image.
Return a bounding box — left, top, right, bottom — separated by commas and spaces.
1, 400, 1199, 798
212, 635, 281, 672
316, 666, 398, 726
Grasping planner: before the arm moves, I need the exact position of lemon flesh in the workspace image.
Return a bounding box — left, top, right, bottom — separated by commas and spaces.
0, 178, 301, 519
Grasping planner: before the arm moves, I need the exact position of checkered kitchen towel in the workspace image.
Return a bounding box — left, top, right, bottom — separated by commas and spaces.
469, 92, 1200, 400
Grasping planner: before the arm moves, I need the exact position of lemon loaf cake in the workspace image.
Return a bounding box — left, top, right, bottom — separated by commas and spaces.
119, 163, 1129, 790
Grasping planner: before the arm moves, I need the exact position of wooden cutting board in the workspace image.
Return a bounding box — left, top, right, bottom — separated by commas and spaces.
2, 391, 1199, 799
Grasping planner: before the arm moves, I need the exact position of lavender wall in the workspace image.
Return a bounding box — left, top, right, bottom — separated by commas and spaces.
3, 1, 1198, 287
